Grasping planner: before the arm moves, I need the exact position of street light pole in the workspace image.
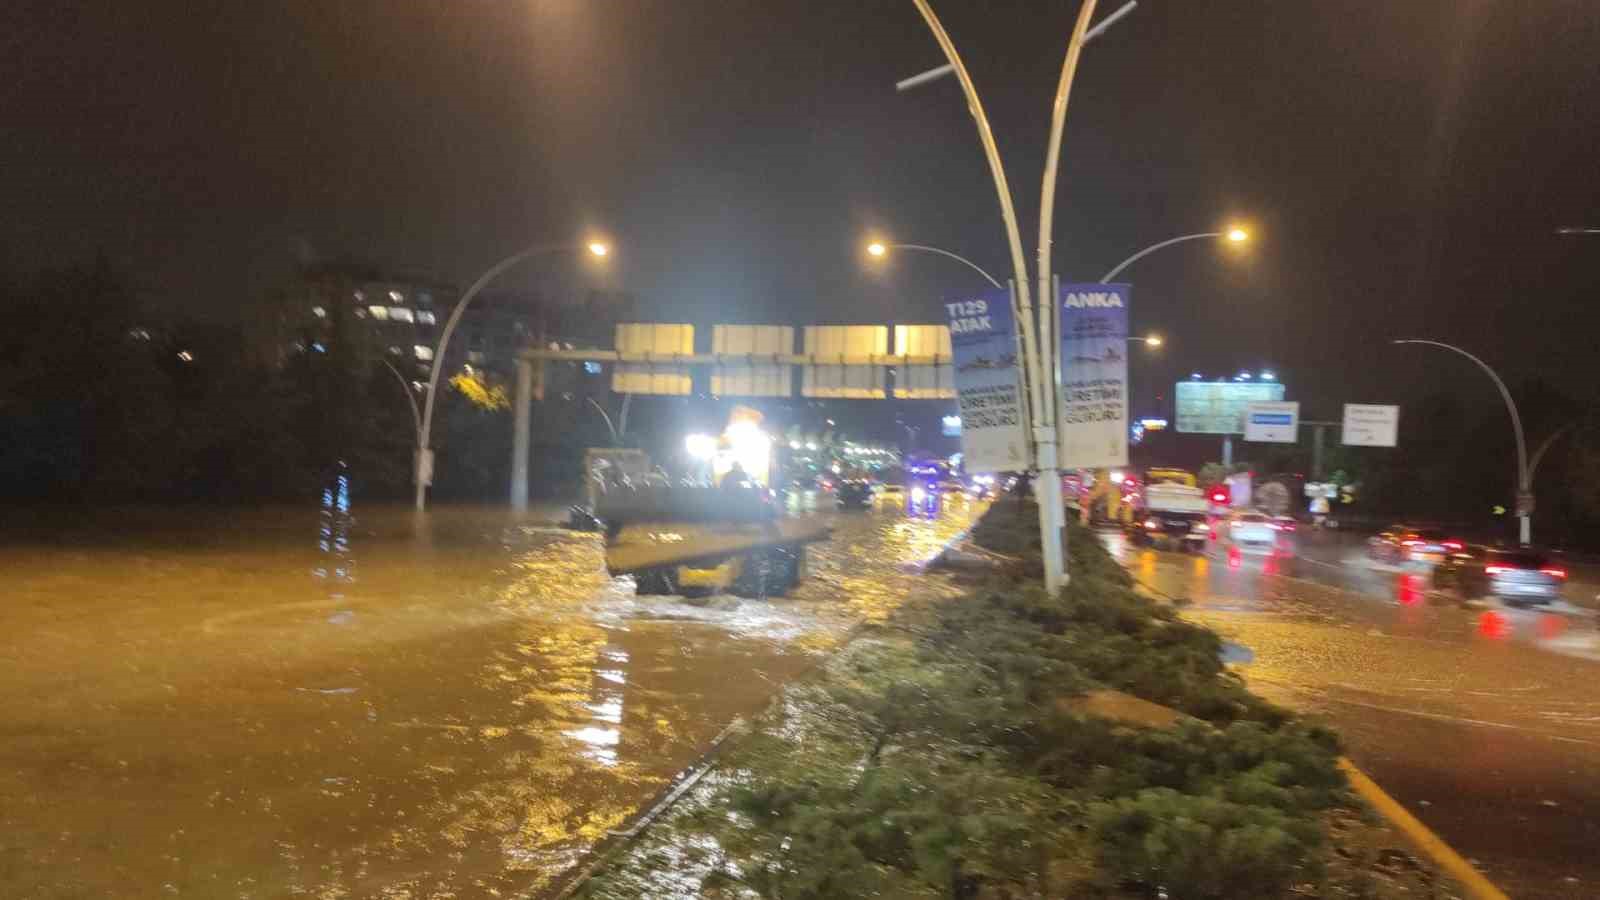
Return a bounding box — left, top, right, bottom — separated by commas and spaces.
1393, 339, 1531, 545
910, 0, 1136, 593
1033, 0, 1101, 591
910, 0, 1061, 588
414, 240, 607, 511
1100, 230, 1248, 282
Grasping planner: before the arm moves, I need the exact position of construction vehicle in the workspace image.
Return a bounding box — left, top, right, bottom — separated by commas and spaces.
573, 407, 832, 598
1128, 468, 1210, 552
596, 483, 831, 597
1077, 468, 1136, 527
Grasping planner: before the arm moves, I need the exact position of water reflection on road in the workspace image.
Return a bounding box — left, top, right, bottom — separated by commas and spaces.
0, 495, 977, 898
1102, 528, 1600, 898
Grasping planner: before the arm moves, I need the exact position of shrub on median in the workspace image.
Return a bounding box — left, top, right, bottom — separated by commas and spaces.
582, 498, 1356, 899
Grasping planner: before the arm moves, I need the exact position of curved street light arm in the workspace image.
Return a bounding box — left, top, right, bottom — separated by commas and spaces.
1100, 232, 1222, 282
379, 358, 423, 441
1038, 0, 1099, 420
910, 0, 1042, 432
587, 397, 619, 445
1528, 422, 1576, 483
416, 241, 580, 509
892, 243, 1002, 288
1394, 338, 1530, 542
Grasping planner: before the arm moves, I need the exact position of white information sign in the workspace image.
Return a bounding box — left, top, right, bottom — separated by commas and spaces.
1244, 401, 1299, 443
1342, 404, 1400, 447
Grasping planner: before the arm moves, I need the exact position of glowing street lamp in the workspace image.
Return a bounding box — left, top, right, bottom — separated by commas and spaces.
1100, 226, 1254, 282
863, 239, 1000, 288
587, 241, 610, 257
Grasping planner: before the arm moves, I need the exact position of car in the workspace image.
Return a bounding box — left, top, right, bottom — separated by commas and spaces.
1217, 510, 1281, 555
1443, 547, 1567, 607
1367, 525, 1463, 567
835, 480, 873, 510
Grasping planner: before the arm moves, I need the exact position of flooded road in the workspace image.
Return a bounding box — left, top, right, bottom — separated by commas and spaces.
0, 493, 978, 898
1107, 530, 1600, 899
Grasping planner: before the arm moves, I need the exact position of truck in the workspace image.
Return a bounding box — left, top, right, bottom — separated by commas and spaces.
1129, 468, 1210, 552
572, 439, 832, 599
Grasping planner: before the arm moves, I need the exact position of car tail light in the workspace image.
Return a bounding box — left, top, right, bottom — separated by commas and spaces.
1485, 565, 1509, 575
1210, 492, 1227, 503
1541, 568, 1567, 579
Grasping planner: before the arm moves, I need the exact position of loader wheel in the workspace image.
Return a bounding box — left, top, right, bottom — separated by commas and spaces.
634, 567, 678, 596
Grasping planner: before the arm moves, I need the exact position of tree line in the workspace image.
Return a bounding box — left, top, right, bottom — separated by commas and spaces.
0, 260, 611, 505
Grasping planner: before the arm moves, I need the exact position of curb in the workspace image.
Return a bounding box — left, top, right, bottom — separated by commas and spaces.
1337, 757, 1510, 900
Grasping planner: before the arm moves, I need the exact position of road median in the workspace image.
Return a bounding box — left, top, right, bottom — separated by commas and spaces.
572, 497, 1465, 898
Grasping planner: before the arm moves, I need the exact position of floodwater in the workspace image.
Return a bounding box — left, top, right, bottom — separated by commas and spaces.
0, 487, 978, 899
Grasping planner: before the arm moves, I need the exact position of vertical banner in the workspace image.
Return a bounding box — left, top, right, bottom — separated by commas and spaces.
1058, 283, 1129, 469
945, 288, 1027, 472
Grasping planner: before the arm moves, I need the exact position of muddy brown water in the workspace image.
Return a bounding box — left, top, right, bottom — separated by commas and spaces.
0, 496, 978, 898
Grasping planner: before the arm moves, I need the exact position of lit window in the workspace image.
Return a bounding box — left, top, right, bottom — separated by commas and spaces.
311, 306, 327, 318
177, 350, 194, 362
413, 344, 434, 361
411, 380, 426, 392
388, 345, 403, 355
415, 310, 436, 325
353, 290, 365, 301
368, 305, 389, 320
353, 307, 368, 319
583, 361, 602, 375
311, 342, 326, 353
388, 307, 414, 323
127, 327, 151, 341
388, 290, 403, 302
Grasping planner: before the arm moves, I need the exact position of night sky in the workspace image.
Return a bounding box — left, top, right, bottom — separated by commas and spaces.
5, 1, 1599, 417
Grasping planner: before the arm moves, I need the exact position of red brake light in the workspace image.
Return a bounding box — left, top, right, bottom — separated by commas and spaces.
1541, 568, 1567, 579
1485, 565, 1509, 575
1211, 492, 1227, 503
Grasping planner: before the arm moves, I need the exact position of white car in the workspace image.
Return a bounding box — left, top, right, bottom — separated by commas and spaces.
1218, 511, 1282, 555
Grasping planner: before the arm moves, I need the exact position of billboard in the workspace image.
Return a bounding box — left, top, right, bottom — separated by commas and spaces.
1058, 283, 1129, 469
801, 326, 887, 398
1343, 404, 1400, 447
613, 323, 693, 395
711, 325, 793, 397
893, 324, 955, 399
1175, 381, 1286, 434
945, 288, 1027, 472
1244, 401, 1299, 443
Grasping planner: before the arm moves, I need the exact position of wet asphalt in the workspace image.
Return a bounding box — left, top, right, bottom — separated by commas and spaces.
1108, 528, 1600, 899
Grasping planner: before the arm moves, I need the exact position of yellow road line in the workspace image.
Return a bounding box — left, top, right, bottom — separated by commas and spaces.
1337, 756, 1510, 900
